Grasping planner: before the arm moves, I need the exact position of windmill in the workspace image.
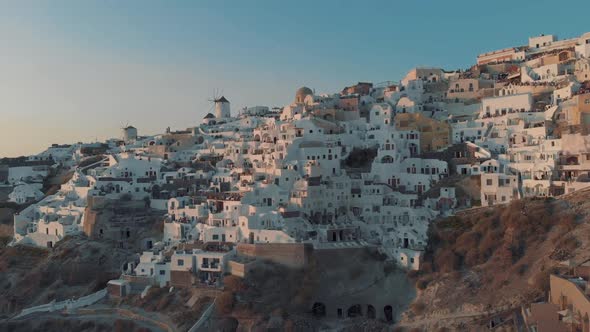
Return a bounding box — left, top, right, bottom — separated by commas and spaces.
208, 88, 231, 118
120, 121, 137, 142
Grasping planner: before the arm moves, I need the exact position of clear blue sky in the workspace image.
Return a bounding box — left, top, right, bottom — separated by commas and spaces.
1, 0, 589, 157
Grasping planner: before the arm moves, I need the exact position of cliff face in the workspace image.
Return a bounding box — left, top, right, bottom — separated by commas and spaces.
400, 190, 590, 330
82, 199, 164, 251
213, 247, 414, 331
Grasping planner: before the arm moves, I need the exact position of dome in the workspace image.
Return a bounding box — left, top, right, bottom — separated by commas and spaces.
295, 86, 313, 103
296, 87, 313, 97
203, 113, 215, 119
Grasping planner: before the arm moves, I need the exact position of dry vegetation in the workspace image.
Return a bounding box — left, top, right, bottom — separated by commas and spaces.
0, 235, 133, 319
400, 192, 590, 330
119, 286, 213, 331
1, 317, 153, 332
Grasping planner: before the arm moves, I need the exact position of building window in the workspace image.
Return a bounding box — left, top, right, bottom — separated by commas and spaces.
486, 179, 493, 186
177, 259, 184, 266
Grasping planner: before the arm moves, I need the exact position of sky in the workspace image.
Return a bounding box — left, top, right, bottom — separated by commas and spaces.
0, 0, 589, 157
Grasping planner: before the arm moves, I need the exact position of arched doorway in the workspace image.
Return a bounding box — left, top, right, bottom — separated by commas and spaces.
367, 305, 376, 319
384, 305, 394, 323
312, 302, 326, 317
347, 304, 362, 318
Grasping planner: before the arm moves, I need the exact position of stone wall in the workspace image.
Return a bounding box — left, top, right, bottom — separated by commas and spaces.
170, 270, 193, 288
237, 243, 313, 268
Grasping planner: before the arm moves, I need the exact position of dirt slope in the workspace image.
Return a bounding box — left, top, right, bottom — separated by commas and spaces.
399, 189, 590, 331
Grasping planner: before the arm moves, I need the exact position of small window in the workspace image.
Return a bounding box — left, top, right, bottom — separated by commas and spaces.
177, 259, 184, 266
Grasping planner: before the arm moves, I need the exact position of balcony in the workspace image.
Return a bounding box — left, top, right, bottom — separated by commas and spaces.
200, 263, 221, 271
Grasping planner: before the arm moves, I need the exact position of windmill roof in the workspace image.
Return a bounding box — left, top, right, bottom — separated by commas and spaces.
204, 113, 215, 119
215, 96, 229, 103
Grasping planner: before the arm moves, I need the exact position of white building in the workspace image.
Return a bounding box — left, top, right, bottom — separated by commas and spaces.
8, 183, 44, 204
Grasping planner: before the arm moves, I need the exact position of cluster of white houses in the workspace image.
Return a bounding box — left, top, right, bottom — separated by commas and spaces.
8, 32, 590, 287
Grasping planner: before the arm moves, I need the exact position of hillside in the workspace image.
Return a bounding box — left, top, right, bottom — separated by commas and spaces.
0, 206, 16, 243
399, 189, 590, 331
0, 235, 134, 319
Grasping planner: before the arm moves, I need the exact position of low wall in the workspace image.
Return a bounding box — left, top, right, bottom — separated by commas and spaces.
15, 289, 107, 318
228, 260, 256, 278
122, 275, 158, 292
188, 300, 216, 332
237, 243, 313, 268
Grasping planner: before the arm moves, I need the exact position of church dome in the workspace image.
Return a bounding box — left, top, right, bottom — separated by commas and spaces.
295, 87, 313, 103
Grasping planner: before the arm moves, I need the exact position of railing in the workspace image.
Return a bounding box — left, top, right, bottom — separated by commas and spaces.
201, 264, 220, 270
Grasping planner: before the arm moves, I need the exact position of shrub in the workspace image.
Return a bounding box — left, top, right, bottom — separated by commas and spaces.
416, 278, 430, 290
215, 317, 239, 332
155, 293, 174, 311
435, 249, 461, 273
223, 275, 244, 293
216, 291, 235, 315
113, 319, 136, 332
516, 263, 528, 276
410, 301, 426, 315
